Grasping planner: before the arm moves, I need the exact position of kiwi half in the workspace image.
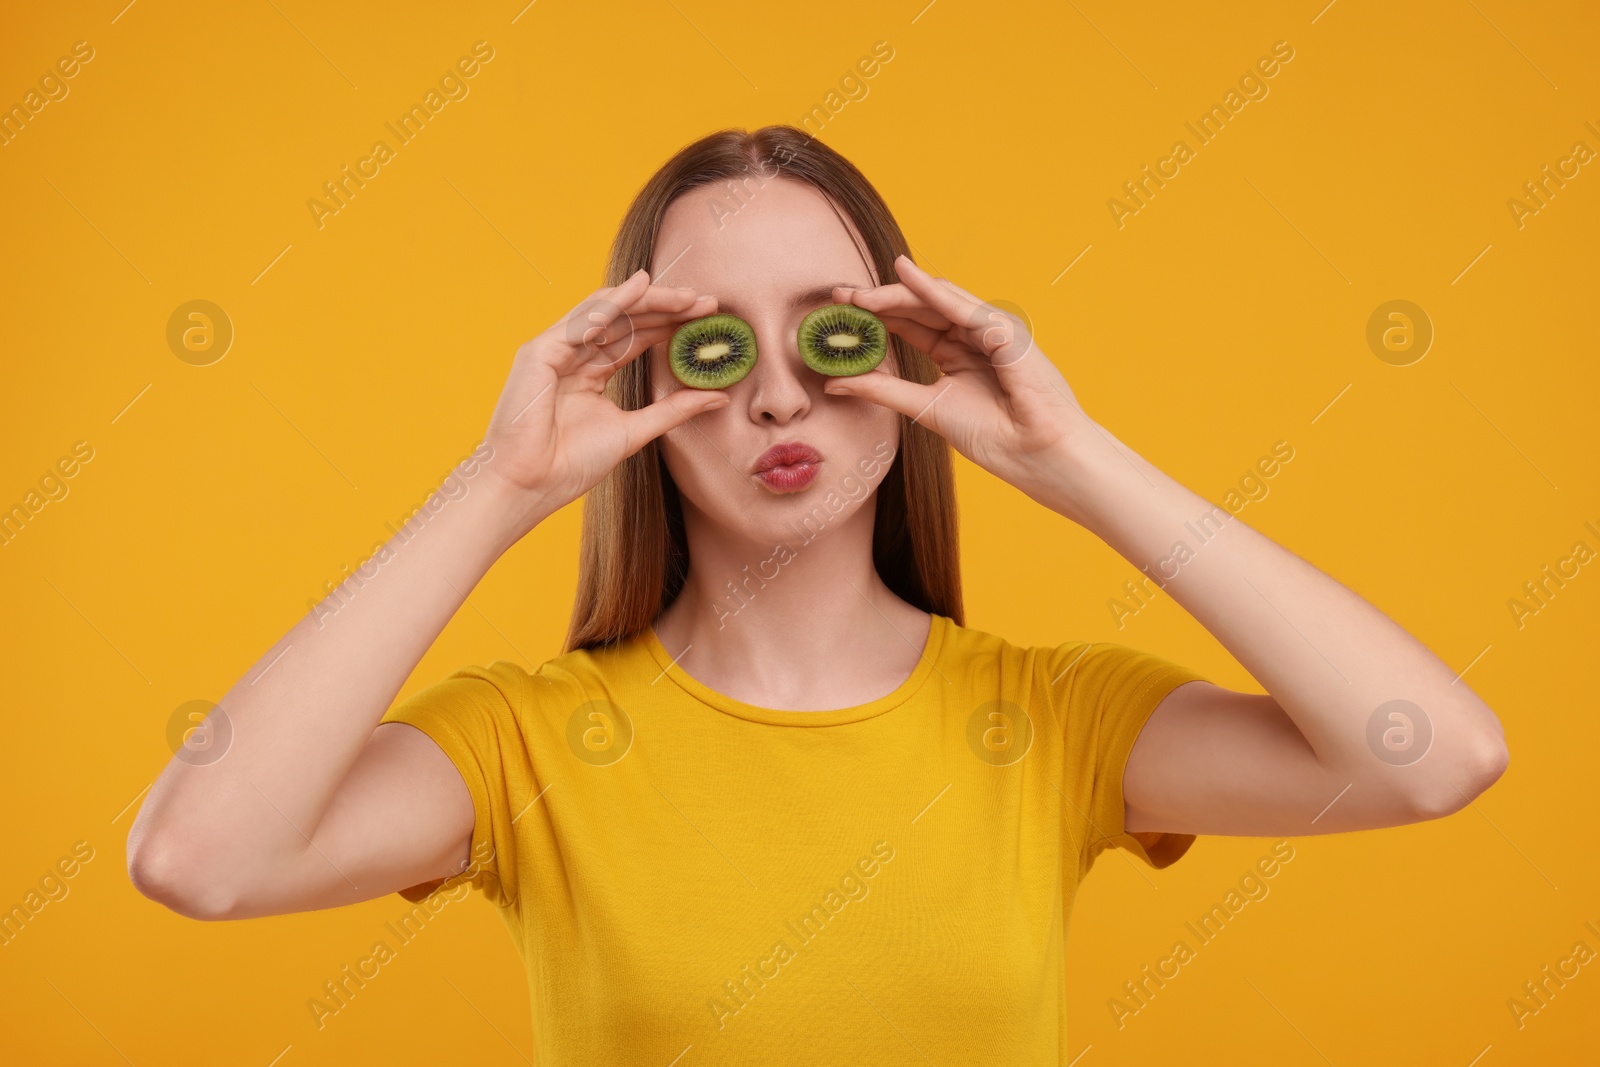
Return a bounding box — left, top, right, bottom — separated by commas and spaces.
668, 313, 758, 389
797, 304, 887, 377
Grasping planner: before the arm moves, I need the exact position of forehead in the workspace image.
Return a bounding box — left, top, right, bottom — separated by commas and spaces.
650, 178, 878, 298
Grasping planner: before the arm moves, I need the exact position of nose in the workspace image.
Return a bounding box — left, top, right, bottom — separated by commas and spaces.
744, 320, 812, 425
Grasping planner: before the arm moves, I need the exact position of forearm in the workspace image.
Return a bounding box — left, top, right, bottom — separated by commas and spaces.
131, 460, 547, 867
1038, 419, 1505, 800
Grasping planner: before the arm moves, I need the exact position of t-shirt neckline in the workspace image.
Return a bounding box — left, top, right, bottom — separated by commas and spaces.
641, 613, 949, 727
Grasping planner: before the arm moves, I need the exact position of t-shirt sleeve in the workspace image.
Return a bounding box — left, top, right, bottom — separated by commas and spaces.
1042, 640, 1210, 875
379, 660, 536, 909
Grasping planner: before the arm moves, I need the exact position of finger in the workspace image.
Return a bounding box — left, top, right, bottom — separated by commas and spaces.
553, 269, 652, 340
875, 312, 943, 351
830, 284, 981, 372
889, 262, 1032, 370
936, 276, 987, 306
871, 301, 953, 332
559, 295, 716, 368
845, 287, 992, 372
836, 284, 953, 331
604, 267, 652, 307
874, 314, 984, 371
573, 321, 679, 376
620, 284, 713, 315
835, 282, 920, 312
891, 256, 986, 336
968, 304, 1036, 369
573, 313, 701, 348
820, 369, 952, 431
621, 388, 731, 448
575, 295, 714, 344
599, 301, 715, 331
931, 278, 1031, 362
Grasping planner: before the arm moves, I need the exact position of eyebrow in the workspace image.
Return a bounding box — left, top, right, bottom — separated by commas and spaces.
713, 282, 864, 318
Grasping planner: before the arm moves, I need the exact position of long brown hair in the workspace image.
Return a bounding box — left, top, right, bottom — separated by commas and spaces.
563, 125, 962, 652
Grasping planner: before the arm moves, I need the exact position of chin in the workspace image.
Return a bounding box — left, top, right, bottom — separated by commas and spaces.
748, 485, 871, 544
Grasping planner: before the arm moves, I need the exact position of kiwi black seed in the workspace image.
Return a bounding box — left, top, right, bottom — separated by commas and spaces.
668, 313, 758, 389
797, 304, 887, 377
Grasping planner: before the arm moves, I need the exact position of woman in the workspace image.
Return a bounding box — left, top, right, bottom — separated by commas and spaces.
127, 126, 1508, 1062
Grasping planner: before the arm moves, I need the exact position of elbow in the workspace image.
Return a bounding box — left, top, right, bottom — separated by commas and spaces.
126, 826, 238, 921
1477, 726, 1511, 790
1407, 727, 1510, 822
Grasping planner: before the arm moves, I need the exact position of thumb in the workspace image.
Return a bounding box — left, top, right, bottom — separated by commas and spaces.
823, 371, 948, 429
624, 389, 730, 445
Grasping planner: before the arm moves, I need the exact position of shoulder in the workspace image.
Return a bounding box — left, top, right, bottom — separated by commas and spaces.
937, 614, 1092, 677
502, 631, 657, 719
939, 615, 1031, 666
935, 617, 1193, 719
529, 632, 647, 685
935, 614, 1086, 702
395, 635, 636, 722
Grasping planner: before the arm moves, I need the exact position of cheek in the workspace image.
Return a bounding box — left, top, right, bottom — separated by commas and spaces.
659, 408, 738, 491
841, 393, 901, 453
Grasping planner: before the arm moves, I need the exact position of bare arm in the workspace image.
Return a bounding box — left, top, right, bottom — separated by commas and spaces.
1055, 422, 1508, 836
822, 255, 1508, 839
126, 271, 730, 919
125, 474, 539, 919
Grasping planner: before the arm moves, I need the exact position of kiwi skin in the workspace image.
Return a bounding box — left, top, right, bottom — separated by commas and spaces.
797, 304, 888, 377
668, 313, 758, 389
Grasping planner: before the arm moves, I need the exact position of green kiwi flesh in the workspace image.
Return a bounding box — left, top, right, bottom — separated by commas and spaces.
668, 313, 758, 389
797, 304, 887, 376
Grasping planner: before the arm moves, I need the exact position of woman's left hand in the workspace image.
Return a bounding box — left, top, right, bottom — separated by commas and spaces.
824, 254, 1099, 500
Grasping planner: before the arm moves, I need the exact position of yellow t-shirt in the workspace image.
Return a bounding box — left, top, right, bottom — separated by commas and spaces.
381, 612, 1208, 1064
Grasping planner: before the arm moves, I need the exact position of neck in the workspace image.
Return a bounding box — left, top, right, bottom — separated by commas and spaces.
652, 495, 931, 709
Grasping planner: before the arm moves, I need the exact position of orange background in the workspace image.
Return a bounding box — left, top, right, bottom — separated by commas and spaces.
2, 0, 1596, 1063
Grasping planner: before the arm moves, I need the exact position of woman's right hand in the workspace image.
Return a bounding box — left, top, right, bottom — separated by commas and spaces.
480, 268, 728, 524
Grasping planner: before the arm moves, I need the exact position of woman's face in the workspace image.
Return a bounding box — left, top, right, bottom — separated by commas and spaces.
647, 178, 902, 547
